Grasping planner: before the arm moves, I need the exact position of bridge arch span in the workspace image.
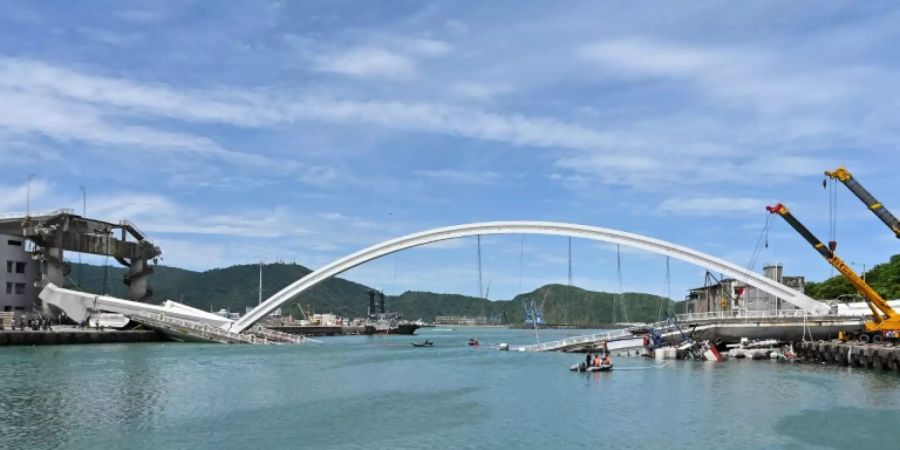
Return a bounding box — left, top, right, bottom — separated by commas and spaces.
229, 221, 830, 332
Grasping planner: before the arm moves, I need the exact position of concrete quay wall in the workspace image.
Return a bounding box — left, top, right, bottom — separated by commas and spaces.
797, 341, 900, 374
0, 329, 163, 346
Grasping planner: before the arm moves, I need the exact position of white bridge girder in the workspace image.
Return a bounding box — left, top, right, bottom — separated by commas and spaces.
230, 221, 831, 333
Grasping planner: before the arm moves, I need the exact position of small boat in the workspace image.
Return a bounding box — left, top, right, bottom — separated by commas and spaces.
570, 363, 613, 372
569, 362, 588, 372
498, 343, 510, 351
468, 338, 479, 347
411, 340, 434, 347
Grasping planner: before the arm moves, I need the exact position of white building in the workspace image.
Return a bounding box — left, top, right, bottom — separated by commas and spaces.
0, 234, 39, 312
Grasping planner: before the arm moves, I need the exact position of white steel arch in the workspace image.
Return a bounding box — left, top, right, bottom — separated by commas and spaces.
229, 221, 830, 332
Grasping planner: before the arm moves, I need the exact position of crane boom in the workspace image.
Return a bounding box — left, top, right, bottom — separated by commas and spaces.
825, 166, 900, 238
766, 203, 900, 333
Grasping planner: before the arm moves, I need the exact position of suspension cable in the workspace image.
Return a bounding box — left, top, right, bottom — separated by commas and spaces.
658, 255, 671, 321
616, 244, 629, 323
476, 235, 483, 298
746, 214, 771, 272
829, 178, 838, 244
518, 236, 524, 294
828, 179, 838, 277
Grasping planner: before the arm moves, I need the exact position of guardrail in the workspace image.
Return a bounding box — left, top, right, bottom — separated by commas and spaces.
133, 313, 305, 345
673, 310, 813, 322
119, 219, 155, 244
134, 312, 264, 344
518, 328, 634, 352
0, 208, 74, 220
247, 325, 305, 344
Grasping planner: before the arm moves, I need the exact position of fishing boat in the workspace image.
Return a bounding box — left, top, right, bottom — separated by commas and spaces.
411, 340, 433, 347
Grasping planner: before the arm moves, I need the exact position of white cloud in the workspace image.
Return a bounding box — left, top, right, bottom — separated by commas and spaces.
0, 58, 280, 126
86, 193, 178, 223
399, 38, 452, 57
0, 180, 50, 213
0, 57, 620, 159
414, 169, 502, 185
451, 81, 513, 101
313, 47, 417, 80
656, 197, 770, 217
443, 20, 468, 36
576, 37, 861, 113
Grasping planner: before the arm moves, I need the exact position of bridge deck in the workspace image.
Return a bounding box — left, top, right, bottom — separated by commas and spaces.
516, 311, 865, 352
131, 313, 303, 344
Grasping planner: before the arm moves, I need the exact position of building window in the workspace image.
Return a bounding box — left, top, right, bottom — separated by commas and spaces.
14, 283, 25, 295
15, 262, 25, 274
5, 261, 11, 273
5, 282, 11, 294
2, 306, 10, 312
7, 240, 21, 246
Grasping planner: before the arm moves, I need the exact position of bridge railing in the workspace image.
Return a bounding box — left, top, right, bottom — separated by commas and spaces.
673, 309, 827, 322
0, 208, 74, 220
134, 312, 263, 344
519, 328, 635, 352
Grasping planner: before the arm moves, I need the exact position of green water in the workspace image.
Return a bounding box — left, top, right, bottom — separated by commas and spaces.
1, 327, 898, 449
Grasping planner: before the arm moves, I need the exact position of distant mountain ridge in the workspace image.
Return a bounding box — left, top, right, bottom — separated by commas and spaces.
67, 262, 680, 325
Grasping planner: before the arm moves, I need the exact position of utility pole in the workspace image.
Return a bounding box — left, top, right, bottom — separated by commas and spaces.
79, 185, 86, 287
258, 261, 263, 305
26, 174, 35, 217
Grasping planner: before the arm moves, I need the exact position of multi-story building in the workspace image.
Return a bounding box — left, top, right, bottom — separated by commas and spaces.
0, 234, 39, 312
683, 263, 805, 314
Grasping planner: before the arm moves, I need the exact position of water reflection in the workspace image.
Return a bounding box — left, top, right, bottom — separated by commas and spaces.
1, 330, 898, 450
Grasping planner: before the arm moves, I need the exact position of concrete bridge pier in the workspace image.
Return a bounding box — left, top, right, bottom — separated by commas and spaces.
126, 258, 152, 301
40, 246, 68, 315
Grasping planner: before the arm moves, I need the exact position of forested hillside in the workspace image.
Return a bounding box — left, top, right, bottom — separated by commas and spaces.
67, 263, 680, 324
805, 254, 900, 300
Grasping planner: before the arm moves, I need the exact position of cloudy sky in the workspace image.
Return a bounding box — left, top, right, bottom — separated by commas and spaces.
2, 1, 899, 301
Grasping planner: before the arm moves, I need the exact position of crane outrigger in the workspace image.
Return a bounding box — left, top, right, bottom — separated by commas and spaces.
824, 166, 900, 239
766, 203, 900, 343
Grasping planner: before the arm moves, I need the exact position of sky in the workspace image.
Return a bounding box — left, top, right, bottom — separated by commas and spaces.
2, 1, 900, 302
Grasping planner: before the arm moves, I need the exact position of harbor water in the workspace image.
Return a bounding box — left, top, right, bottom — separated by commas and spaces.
1, 327, 899, 449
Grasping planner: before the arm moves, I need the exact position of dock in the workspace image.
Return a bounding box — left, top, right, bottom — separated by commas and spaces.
0, 327, 163, 346
796, 340, 900, 373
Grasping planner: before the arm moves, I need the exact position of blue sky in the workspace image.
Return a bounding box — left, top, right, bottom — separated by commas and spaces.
2, 1, 900, 301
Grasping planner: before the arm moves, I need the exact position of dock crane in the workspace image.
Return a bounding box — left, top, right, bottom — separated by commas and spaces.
824, 166, 900, 238
766, 203, 900, 342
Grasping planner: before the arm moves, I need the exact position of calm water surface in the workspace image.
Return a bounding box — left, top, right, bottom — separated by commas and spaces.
1, 327, 898, 449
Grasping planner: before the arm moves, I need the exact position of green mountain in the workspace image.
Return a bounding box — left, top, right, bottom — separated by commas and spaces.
67, 262, 372, 315
805, 254, 900, 300
66, 263, 679, 325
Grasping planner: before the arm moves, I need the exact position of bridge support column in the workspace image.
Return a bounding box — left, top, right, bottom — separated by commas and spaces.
40, 247, 68, 315
127, 258, 152, 301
